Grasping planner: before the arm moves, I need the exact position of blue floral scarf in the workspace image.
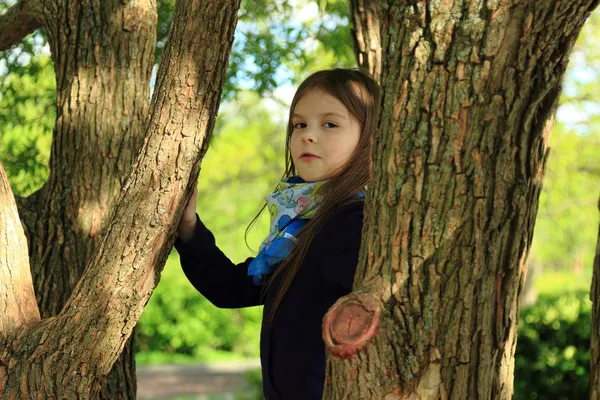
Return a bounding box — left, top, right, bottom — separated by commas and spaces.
247, 176, 325, 285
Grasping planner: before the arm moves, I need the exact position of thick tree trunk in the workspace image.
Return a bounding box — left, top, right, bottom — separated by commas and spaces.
349, 0, 381, 81
9, 0, 157, 397
590, 197, 600, 400
323, 1, 598, 399
32, 0, 156, 316
0, 0, 240, 398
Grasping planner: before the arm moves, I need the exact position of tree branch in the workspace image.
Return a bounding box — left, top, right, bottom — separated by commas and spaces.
0, 0, 44, 51
349, 0, 381, 81
0, 158, 40, 337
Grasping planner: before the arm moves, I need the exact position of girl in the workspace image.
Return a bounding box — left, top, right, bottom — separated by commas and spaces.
176, 68, 380, 399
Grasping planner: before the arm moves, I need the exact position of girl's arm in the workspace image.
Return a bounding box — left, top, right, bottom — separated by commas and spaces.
174, 215, 263, 309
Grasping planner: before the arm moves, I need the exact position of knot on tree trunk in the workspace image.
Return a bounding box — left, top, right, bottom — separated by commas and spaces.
322, 293, 381, 359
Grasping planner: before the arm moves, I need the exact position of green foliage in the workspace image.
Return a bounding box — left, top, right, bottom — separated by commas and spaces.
514, 292, 591, 400
226, 0, 355, 97
531, 127, 600, 272
534, 271, 593, 296
195, 91, 286, 255
155, 0, 355, 98
155, 0, 175, 64
0, 54, 53, 196
530, 9, 600, 278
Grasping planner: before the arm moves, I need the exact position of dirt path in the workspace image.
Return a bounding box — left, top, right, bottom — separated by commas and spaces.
136, 360, 261, 399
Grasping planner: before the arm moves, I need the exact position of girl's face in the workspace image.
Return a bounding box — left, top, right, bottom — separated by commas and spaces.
290, 89, 361, 182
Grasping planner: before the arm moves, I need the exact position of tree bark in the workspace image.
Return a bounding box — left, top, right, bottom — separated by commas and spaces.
7, 0, 158, 396
0, 0, 240, 398
324, 1, 598, 399
590, 197, 600, 400
349, 0, 381, 81
0, 159, 40, 336
0, 0, 43, 51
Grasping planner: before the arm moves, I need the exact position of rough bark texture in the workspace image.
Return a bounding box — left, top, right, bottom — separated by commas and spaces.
590, 197, 600, 400
32, 0, 156, 320
349, 0, 381, 81
6, 0, 157, 396
324, 1, 598, 399
0, 159, 40, 336
0, 0, 240, 398
0, 0, 43, 51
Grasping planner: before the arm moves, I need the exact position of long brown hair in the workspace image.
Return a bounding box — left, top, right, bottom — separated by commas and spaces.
246, 68, 380, 320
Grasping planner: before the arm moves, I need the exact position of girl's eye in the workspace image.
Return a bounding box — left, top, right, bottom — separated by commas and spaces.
293, 122, 306, 129
323, 122, 338, 128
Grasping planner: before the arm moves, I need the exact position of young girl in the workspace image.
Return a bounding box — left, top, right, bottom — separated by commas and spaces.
176, 68, 380, 399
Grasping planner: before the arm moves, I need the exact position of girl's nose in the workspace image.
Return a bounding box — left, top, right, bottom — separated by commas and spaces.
301, 130, 317, 143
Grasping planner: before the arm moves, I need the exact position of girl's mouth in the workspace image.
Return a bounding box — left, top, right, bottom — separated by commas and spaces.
300, 153, 319, 161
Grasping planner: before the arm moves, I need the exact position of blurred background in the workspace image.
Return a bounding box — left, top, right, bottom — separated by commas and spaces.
1, 1, 599, 399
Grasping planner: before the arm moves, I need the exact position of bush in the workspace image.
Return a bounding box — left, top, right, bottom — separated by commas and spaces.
514, 291, 591, 399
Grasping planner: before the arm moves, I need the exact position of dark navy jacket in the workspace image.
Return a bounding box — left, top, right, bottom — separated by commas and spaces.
174, 201, 364, 399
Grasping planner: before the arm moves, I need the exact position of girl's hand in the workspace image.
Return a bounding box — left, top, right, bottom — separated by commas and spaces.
178, 183, 198, 243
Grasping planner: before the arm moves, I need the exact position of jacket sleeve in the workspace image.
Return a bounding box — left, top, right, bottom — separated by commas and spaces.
313, 202, 364, 292
174, 215, 264, 309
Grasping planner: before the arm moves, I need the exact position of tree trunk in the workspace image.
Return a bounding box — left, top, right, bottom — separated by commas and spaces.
8, 0, 157, 396
349, 0, 381, 81
0, 0, 240, 398
324, 1, 598, 399
590, 197, 600, 400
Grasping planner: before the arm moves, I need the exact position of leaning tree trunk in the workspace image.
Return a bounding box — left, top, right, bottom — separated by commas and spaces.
323, 1, 599, 398
590, 197, 600, 400
349, 0, 381, 82
1, 0, 157, 396
0, 0, 240, 398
